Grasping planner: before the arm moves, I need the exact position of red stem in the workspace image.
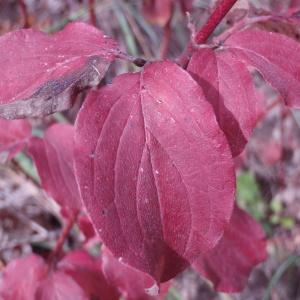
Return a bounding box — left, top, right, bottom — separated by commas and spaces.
195, 0, 238, 44
88, 0, 97, 27
18, 0, 30, 28
178, 0, 238, 67
160, 20, 172, 59
48, 212, 78, 265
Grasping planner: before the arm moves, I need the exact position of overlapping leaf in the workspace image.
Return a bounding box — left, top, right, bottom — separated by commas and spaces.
193, 205, 267, 293
0, 118, 31, 163
29, 123, 81, 215
0, 22, 117, 119
188, 27, 300, 156
74, 61, 235, 282
188, 48, 259, 156
0, 251, 120, 300
224, 28, 300, 108
101, 247, 170, 300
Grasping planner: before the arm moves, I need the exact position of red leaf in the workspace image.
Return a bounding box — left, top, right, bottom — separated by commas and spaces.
0, 118, 31, 163
225, 28, 300, 108
0, 251, 120, 300
35, 271, 88, 300
29, 123, 81, 215
0, 255, 48, 300
188, 48, 259, 157
0, 22, 117, 119
74, 61, 235, 282
101, 247, 170, 300
58, 250, 120, 300
143, 0, 174, 27
193, 205, 267, 293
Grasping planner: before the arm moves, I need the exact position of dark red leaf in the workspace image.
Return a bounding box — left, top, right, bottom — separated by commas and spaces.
0, 22, 117, 119
58, 250, 120, 300
225, 28, 300, 108
0, 118, 31, 163
29, 123, 81, 215
0, 255, 48, 300
188, 48, 259, 157
101, 247, 170, 300
193, 205, 267, 293
74, 61, 235, 282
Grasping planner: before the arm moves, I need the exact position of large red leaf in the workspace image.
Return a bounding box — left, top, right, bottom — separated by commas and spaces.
0, 118, 31, 163
0, 255, 48, 300
188, 48, 259, 157
193, 205, 267, 293
225, 28, 300, 108
29, 123, 81, 215
101, 247, 170, 300
0, 22, 117, 119
74, 61, 235, 282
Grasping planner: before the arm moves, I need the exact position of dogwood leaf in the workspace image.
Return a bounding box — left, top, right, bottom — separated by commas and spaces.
74, 61, 235, 282
193, 205, 267, 293
188, 48, 259, 156
29, 123, 81, 215
0, 22, 117, 119
225, 28, 300, 108
0, 118, 31, 163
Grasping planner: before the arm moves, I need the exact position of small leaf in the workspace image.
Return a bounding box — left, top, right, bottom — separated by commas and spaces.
74, 61, 235, 282
188, 48, 259, 157
225, 28, 300, 108
193, 205, 267, 293
29, 123, 81, 215
0, 118, 31, 163
0, 22, 117, 119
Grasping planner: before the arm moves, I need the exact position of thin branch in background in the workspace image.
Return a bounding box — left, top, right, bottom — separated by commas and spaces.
121, 3, 153, 58
160, 20, 172, 59
18, 0, 30, 28
88, 0, 97, 27
48, 212, 78, 265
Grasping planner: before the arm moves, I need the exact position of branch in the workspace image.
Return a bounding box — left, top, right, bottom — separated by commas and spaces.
88, 0, 97, 27
195, 0, 238, 44
160, 20, 172, 59
48, 212, 78, 265
18, 0, 30, 28
177, 0, 239, 67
